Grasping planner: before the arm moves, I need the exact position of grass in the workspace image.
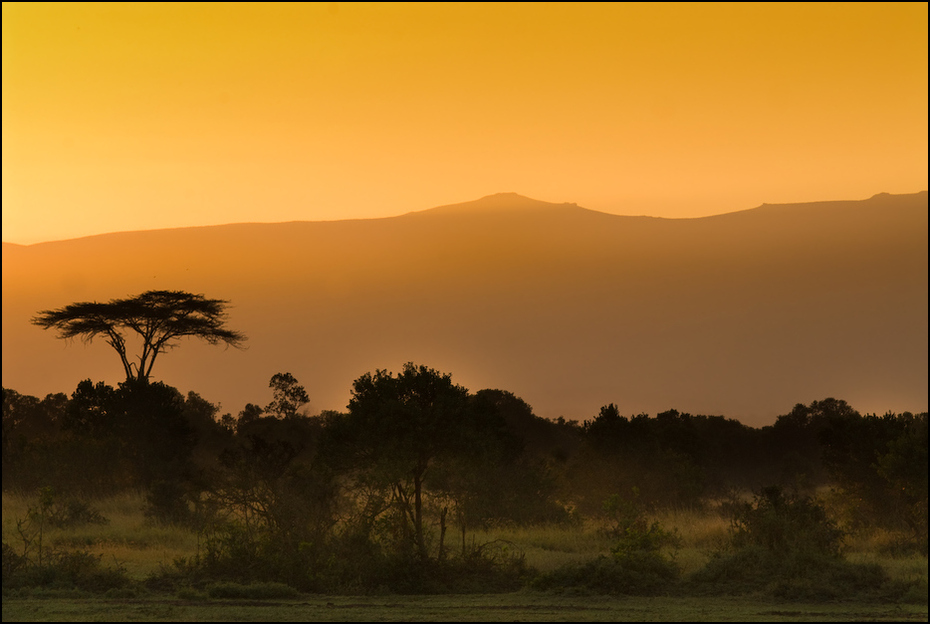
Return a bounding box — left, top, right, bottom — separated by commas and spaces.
2, 593, 928, 622
468, 522, 610, 573
1, 492, 636, 581
2, 491, 197, 579
4, 491, 925, 586
3, 491, 927, 620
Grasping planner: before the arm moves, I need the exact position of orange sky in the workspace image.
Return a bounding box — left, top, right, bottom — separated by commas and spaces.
3, 2, 927, 245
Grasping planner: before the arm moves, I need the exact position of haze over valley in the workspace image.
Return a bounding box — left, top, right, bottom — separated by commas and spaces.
3, 191, 926, 427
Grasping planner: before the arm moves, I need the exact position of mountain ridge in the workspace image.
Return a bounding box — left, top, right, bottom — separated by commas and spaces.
6, 191, 925, 248
2, 191, 926, 425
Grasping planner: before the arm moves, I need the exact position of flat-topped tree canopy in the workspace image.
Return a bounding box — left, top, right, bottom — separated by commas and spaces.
32, 289, 247, 383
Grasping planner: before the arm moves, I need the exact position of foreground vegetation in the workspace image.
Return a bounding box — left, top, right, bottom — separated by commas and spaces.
4, 592, 928, 622
2, 489, 927, 622
3, 363, 928, 620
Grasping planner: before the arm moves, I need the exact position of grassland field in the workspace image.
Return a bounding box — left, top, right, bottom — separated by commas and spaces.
2, 492, 927, 622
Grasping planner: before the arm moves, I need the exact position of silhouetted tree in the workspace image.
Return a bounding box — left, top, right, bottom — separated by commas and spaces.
446, 390, 570, 528
333, 363, 471, 561
584, 403, 629, 451
264, 372, 310, 419
64, 379, 118, 437
32, 290, 246, 383
2, 388, 89, 492
2, 388, 44, 490
876, 413, 928, 547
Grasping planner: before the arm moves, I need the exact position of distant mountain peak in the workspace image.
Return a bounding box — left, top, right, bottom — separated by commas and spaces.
870, 190, 928, 200
480, 191, 525, 199
405, 192, 581, 217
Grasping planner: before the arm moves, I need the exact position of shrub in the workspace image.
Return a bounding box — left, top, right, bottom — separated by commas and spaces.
532, 494, 680, 595
143, 479, 195, 526
206, 581, 300, 599
694, 545, 890, 599
725, 486, 843, 557
2, 488, 128, 593
3, 547, 130, 592
363, 540, 529, 594
17, 487, 109, 530
693, 486, 903, 599
168, 521, 317, 590
176, 587, 209, 600
164, 512, 531, 595
532, 552, 679, 596
44, 497, 109, 529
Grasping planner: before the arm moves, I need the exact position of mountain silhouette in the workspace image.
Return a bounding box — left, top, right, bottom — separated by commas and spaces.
2, 191, 927, 425
403, 192, 584, 216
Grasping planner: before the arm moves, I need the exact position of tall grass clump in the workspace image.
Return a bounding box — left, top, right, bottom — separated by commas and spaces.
531, 492, 680, 595
2, 488, 130, 593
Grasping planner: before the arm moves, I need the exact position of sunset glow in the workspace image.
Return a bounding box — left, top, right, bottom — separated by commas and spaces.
3, 2, 927, 244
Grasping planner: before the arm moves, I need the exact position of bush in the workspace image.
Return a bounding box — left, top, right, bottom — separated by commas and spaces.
18, 487, 109, 530
694, 545, 890, 599
163, 514, 530, 595
693, 486, 904, 599
2, 542, 27, 579
2, 488, 128, 593
2, 547, 130, 592
45, 498, 109, 529
206, 581, 299, 599
533, 494, 680, 595
168, 521, 318, 590
356, 541, 529, 594
725, 486, 843, 557
143, 479, 195, 526
532, 551, 679, 596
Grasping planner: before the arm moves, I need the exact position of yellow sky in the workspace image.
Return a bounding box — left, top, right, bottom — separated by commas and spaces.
3, 2, 927, 245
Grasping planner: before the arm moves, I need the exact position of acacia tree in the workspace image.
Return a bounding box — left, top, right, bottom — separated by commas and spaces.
32, 290, 246, 383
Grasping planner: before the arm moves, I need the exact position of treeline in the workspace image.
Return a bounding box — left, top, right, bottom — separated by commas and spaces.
2, 364, 927, 591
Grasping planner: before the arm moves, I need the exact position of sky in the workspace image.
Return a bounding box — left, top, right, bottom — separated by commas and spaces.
3, 2, 927, 245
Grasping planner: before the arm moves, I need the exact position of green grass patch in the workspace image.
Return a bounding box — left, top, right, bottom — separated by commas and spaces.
3, 492, 197, 581
3, 593, 928, 622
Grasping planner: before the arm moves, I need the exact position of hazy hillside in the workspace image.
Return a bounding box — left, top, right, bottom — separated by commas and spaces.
3, 191, 927, 425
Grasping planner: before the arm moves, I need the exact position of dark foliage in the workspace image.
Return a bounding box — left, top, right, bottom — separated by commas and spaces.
725, 486, 844, 558
3, 361, 926, 598
692, 486, 911, 600
533, 497, 680, 595
205, 581, 299, 599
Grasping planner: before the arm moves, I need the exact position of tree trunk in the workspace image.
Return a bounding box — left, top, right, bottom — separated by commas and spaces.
413, 471, 426, 560
438, 506, 448, 560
